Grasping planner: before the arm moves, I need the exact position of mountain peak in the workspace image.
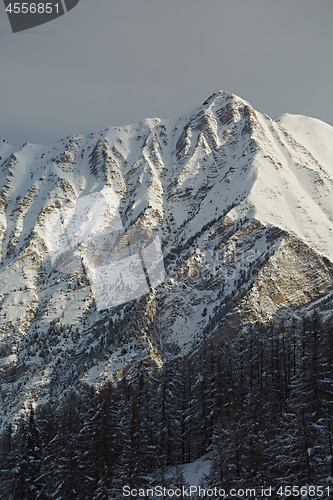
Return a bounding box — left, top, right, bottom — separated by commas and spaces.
1, 92, 333, 431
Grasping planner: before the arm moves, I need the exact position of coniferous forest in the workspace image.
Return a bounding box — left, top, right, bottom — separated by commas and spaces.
1, 312, 333, 499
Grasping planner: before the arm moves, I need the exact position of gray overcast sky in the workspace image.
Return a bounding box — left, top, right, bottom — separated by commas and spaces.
1, 0, 332, 147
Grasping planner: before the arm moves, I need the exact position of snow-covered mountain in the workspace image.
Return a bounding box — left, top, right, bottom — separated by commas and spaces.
1, 90, 333, 430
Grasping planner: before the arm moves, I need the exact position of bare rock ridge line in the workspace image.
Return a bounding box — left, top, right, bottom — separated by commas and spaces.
1, 90, 333, 429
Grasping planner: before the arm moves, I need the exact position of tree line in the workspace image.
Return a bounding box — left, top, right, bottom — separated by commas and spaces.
1, 311, 333, 499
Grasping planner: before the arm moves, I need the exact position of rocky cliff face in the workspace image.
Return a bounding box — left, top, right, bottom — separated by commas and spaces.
1, 91, 333, 429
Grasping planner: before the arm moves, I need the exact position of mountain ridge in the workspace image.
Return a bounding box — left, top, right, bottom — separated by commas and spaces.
1, 90, 333, 431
